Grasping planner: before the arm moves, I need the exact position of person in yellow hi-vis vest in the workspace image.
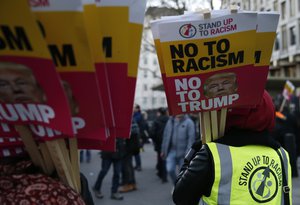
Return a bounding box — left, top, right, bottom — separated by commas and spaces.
173, 90, 292, 205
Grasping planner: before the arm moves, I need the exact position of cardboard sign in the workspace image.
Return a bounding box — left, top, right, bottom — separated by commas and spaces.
31, 0, 108, 143
252, 12, 280, 101
126, 0, 147, 133
0, 136, 23, 148
0, 146, 26, 158
0, 117, 85, 142
95, 0, 130, 138
154, 11, 278, 114
0, 0, 73, 136
78, 135, 115, 151
96, 0, 146, 138
82, 0, 116, 141
151, 18, 174, 114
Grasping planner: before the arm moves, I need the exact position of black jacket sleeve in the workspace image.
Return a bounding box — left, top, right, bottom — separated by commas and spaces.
172, 145, 213, 205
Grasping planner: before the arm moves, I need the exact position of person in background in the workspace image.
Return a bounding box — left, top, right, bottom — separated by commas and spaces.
133, 111, 150, 171
140, 111, 150, 145
132, 104, 146, 171
271, 103, 298, 178
80, 150, 91, 163
133, 104, 143, 124
119, 118, 140, 193
150, 107, 169, 183
173, 90, 292, 205
189, 113, 201, 142
161, 114, 195, 186
93, 138, 126, 200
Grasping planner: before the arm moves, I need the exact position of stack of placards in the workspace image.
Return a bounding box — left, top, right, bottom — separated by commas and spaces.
151, 8, 279, 143
0, 0, 146, 193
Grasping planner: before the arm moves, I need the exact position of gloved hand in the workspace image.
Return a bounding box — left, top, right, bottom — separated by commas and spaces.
184, 140, 202, 163
191, 139, 202, 151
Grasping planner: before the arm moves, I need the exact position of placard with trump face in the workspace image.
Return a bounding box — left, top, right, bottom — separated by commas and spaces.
0, 0, 73, 136
152, 10, 279, 115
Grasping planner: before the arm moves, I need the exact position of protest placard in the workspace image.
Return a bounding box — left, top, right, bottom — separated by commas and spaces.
158, 11, 258, 114
0, 0, 76, 174
0, 0, 74, 136
252, 12, 280, 102
31, 0, 124, 190
153, 9, 279, 142
0, 146, 26, 158
0, 136, 23, 148
82, 0, 116, 142
31, 0, 108, 142
280, 80, 295, 112
95, 0, 146, 138
282, 80, 295, 100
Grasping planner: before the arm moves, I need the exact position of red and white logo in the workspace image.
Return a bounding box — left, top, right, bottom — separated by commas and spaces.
29, 0, 50, 7
179, 24, 196, 38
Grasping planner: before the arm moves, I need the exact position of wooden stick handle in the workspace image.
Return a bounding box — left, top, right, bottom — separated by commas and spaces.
219, 108, 227, 137
200, 111, 212, 143
69, 138, 81, 193
210, 110, 218, 141
15, 125, 47, 173
57, 138, 80, 193
279, 98, 286, 112
39, 142, 55, 175
199, 113, 205, 143
46, 140, 75, 190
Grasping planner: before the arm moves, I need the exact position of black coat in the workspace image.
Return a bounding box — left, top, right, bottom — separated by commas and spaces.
150, 115, 169, 152
124, 119, 141, 156
101, 138, 126, 160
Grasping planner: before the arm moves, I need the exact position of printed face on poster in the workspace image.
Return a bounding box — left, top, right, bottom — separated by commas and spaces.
0, 62, 46, 104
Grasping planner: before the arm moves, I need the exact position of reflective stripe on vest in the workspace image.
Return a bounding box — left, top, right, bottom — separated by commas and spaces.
279, 147, 292, 204
201, 143, 292, 205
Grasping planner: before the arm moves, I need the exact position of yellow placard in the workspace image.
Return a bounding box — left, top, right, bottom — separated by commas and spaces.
83, 4, 106, 64
0, 0, 51, 59
255, 32, 276, 66
154, 39, 166, 75
33, 12, 94, 72
128, 23, 143, 77
97, 7, 129, 63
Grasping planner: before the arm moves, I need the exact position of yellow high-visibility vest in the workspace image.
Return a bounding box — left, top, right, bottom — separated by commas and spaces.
200, 142, 292, 205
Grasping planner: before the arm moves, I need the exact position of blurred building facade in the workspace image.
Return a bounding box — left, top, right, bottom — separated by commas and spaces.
135, 50, 167, 110
134, 7, 180, 110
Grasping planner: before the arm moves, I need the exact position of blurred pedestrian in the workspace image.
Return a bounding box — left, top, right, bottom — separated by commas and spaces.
189, 113, 201, 142
161, 114, 195, 185
150, 107, 169, 183
93, 138, 126, 200
272, 105, 298, 178
80, 150, 91, 163
140, 111, 150, 145
119, 118, 140, 193
133, 104, 143, 171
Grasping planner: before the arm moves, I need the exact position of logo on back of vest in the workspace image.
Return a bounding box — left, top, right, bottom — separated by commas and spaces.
238, 155, 281, 203
249, 166, 278, 202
